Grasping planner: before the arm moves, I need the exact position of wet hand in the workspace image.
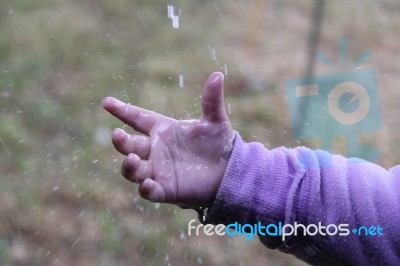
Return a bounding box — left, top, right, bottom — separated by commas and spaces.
102, 72, 234, 209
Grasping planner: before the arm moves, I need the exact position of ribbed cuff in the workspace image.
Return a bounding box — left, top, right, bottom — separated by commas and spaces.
204, 132, 306, 227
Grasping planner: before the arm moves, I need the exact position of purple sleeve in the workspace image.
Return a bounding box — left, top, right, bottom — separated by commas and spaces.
205, 132, 400, 265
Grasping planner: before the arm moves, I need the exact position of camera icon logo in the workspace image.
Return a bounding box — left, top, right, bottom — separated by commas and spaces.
327, 80, 370, 125
286, 40, 382, 165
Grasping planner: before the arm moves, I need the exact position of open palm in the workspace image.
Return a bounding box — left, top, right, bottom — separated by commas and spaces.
103, 72, 234, 208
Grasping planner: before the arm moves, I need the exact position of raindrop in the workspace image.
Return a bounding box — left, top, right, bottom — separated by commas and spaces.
136, 12, 148, 30
179, 230, 186, 240
51, 186, 59, 192
71, 237, 80, 247
212, 3, 225, 22
167, 5, 181, 29
179, 75, 184, 88
224, 64, 228, 76
207, 45, 217, 62
0, 137, 11, 157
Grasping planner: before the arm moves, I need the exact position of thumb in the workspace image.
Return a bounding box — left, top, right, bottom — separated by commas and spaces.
201, 72, 228, 123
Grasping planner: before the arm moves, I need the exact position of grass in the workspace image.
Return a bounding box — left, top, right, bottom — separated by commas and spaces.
1, 0, 400, 265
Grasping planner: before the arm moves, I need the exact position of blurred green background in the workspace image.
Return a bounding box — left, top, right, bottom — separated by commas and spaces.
1, 0, 400, 265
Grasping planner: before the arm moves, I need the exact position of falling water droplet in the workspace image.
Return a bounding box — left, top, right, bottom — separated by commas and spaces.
224, 64, 228, 76
167, 5, 181, 29
179, 75, 184, 87
212, 3, 225, 22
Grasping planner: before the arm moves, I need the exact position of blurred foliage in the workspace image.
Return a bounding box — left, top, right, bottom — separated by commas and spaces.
1, 0, 400, 265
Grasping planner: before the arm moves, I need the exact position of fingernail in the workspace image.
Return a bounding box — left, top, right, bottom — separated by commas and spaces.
102, 97, 112, 106
113, 128, 124, 136
112, 129, 127, 145
207, 72, 224, 85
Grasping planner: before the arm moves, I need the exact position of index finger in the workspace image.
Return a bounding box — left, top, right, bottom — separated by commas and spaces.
102, 97, 161, 135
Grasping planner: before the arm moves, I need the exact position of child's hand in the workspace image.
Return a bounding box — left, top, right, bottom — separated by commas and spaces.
102, 72, 233, 209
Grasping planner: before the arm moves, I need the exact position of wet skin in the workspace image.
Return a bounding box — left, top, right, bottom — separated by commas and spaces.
102, 72, 234, 209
